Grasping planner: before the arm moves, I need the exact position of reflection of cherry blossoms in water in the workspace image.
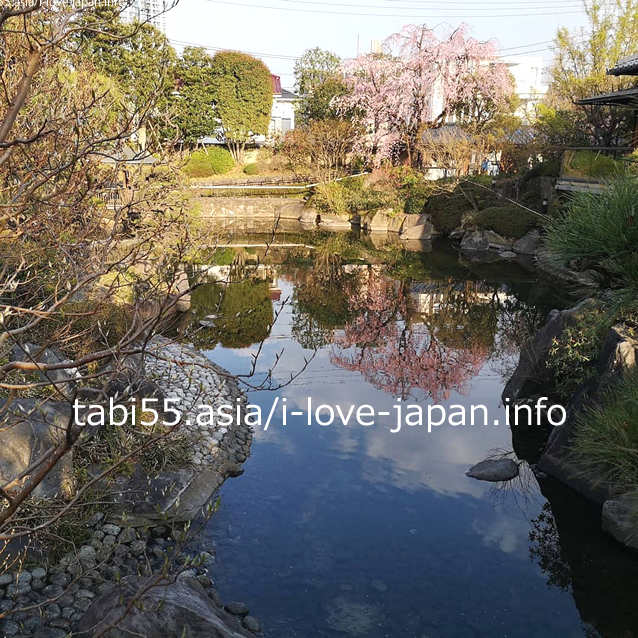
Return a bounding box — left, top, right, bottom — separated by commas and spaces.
329, 272, 487, 401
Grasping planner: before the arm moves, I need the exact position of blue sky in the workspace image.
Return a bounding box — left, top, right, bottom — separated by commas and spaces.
166, 0, 592, 87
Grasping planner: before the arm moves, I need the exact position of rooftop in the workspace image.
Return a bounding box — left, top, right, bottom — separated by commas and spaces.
608, 54, 638, 76
577, 86, 638, 107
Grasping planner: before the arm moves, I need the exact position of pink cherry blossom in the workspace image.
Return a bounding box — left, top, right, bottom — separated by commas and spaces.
336, 23, 513, 164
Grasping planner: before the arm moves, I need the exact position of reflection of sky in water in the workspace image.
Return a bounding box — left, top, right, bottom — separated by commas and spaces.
196, 271, 594, 638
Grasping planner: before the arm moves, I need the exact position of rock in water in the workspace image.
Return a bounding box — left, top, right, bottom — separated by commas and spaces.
466, 459, 519, 482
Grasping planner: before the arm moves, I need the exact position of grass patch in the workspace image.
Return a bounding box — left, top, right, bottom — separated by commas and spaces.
563, 150, 633, 180
572, 368, 638, 491
310, 180, 399, 217
78, 397, 193, 474
545, 177, 638, 292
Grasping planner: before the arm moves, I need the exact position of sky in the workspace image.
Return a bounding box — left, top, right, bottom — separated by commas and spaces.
166, 0, 592, 88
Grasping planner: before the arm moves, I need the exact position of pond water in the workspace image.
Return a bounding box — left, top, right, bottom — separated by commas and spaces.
186, 234, 638, 638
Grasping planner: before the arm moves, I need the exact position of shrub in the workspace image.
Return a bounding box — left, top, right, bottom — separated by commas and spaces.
402, 182, 433, 215
468, 204, 539, 239
208, 146, 235, 174
545, 309, 609, 400
243, 162, 259, 176
545, 177, 638, 292
310, 179, 400, 216
572, 368, 638, 491
183, 148, 234, 178
183, 150, 214, 178
425, 192, 473, 233
311, 182, 352, 216
523, 160, 560, 182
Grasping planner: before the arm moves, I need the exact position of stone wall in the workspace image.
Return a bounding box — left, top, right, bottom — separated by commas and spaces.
195, 197, 306, 221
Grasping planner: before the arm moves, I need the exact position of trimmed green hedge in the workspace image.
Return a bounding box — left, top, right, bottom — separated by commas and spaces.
468, 204, 539, 239
183, 147, 234, 178
243, 163, 259, 175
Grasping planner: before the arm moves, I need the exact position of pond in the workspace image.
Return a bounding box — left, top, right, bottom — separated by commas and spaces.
186, 234, 638, 638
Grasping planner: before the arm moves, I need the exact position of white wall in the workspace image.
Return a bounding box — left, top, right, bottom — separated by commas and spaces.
501, 57, 549, 116
269, 98, 296, 136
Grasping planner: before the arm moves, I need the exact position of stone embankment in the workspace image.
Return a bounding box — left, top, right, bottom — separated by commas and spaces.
503, 300, 638, 550
0, 515, 261, 637
1, 336, 258, 636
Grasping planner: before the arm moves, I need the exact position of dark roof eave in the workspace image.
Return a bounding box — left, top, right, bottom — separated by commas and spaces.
577, 87, 638, 107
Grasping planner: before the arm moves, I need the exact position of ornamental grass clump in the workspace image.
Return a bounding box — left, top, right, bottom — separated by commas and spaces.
545, 177, 638, 293
572, 368, 638, 492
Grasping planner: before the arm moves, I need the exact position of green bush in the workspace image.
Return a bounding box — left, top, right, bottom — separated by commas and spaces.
545, 309, 609, 400
183, 147, 234, 178
208, 146, 235, 174
243, 162, 259, 176
310, 180, 399, 216
425, 193, 473, 233
572, 368, 638, 491
402, 182, 433, 215
183, 150, 214, 178
524, 160, 560, 182
468, 204, 539, 239
311, 182, 352, 216
545, 177, 638, 291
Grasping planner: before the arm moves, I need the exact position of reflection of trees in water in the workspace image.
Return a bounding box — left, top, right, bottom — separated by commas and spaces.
529, 502, 572, 592
492, 296, 550, 380
529, 479, 638, 638
289, 252, 363, 350
189, 279, 274, 349
330, 271, 488, 401
411, 281, 500, 353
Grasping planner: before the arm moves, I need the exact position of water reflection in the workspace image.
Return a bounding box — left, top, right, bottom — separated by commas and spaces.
184, 236, 638, 637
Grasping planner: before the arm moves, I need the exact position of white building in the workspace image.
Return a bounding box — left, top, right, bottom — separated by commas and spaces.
501, 57, 549, 117
269, 75, 297, 137
121, 0, 167, 34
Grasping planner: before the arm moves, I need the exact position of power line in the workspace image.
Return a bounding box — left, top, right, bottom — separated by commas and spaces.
171, 38, 300, 59
380, 0, 590, 3
274, 0, 586, 8
201, 0, 583, 18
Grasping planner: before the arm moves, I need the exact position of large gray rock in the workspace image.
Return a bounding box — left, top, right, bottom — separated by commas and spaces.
460, 230, 512, 252
466, 458, 519, 482
298, 209, 318, 225
538, 321, 638, 504
317, 213, 352, 231
602, 492, 638, 550
173, 270, 191, 312
536, 250, 598, 289
0, 400, 75, 498
399, 217, 435, 241
502, 299, 598, 404
363, 209, 404, 233
513, 229, 542, 255
74, 576, 253, 637
107, 467, 224, 527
